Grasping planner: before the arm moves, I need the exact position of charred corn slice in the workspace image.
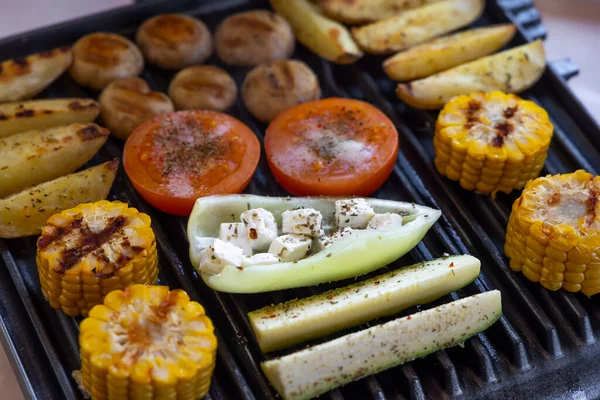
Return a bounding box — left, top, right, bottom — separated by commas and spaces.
434, 91, 553, 196
505, 170, 600, 295
36, 200, 158, 316
78, 285, 217, 400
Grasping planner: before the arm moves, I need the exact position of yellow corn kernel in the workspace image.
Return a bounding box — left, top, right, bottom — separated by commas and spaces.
36, 201, 158, 317
505, 170, 600, 294
434, 91, 553, 196
78, 285, 217, 400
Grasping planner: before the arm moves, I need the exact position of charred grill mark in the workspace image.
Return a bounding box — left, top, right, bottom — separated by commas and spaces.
37, 225, 67, 249
155, 292, 178, 319
503, 105, 518, 119
279, 62, 295, 90
586, 186, 598, 227
58, 216, 127, 272
0, 113, 6, 121
181, 80, 226, 97
231, 15, 275, 33
43, 109, 53, 114
77, 124, 109, 141
12, 58, 28, 68
465, 100, 481, 129
492, 121, 514, 148
548, 192, 561, 206
68, 100, 98, 111
15, 109, 34, 118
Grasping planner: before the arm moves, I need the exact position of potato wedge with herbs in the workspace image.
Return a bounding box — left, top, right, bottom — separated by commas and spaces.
352, 0, 485, 55
384, 24, 516, 81
319, 0, 444, 24
396, 40, 546, 109
0, 123, 109, 198
0, 159, 118, 238
0, 47, 72, 103
0, 98, 99, 138
270, 0, 363, 64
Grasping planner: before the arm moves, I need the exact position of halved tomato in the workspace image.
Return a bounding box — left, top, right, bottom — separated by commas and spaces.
124, 110, 260, 215
265, 98, 399, 196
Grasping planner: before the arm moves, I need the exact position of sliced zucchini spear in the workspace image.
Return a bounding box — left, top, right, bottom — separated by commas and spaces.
187, 195, 440, 293
262, 290, 502, 400
249, 255, 481, 352
396, 40, 546, 109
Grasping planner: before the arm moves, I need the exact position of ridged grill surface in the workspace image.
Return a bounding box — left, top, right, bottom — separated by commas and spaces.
1, 1, 599, 399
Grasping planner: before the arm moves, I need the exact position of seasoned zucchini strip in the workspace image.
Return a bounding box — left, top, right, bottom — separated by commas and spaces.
262, 290, 502, 400
249, 255, 480, 352
79, 285, 217, 399
36, 200, 158, 316
188, 195, 440, 293
434, 91, 553, 196
505, 170, 600, 295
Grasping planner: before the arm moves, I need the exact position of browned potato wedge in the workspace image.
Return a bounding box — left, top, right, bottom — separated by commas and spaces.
0, 47, 72, 102
0, 159, 118, 238
319, 0, 444, 24
384, 24, 516, 81
396, 40, 546, 109
99, 77, 173, 140
242, 59, 321, 122
136, 14, 213, 70
270, 0, 363, 64
168, 66, 237, 112
0, 98, 99, 138
352, 0, 485, 55
69, 33, 144, 91
0, 123, 109, 198
215, 10, 295, 67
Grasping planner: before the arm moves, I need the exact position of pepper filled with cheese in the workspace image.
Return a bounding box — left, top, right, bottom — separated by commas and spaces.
434, 91, 553, 196
505, 170, 600, 295
36, 200, 158, 316
78, 285, 217, 400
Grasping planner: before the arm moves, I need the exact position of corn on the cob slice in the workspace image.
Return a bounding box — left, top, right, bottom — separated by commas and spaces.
78, 285, 217, 400
505, 170, 600, 295
434, 91, 553, 196
36, 200, 158, 316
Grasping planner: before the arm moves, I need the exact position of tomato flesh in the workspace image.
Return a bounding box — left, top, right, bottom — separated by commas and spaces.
265, 98, 399, 196
124, 111, 260, 215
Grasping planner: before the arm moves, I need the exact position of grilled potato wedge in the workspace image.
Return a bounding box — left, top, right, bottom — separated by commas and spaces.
384, 24, 516, 81
0, 47, 72, 102
0, 123, 109, 198
0, 98, 99, 138
352, 0, 485, 55
0, 159, 118, 238
396, 40, 546, 109
270, 0, 363, 64
319, 0, 444, 24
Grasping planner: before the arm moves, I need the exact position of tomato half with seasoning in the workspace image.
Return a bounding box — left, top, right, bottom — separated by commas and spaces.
265, 98, 399, 196
123, 110, 260, 216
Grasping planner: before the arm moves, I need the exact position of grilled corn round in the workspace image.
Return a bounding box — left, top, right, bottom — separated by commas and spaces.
434, 91, 553, 196
505, 170, 600, 295
79, 285, 217, 400
36, 200, 158, 316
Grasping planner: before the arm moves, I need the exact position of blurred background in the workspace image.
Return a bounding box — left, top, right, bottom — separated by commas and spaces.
0, 0, 598, 399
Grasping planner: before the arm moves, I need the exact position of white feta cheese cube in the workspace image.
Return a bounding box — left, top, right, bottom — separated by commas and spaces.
367, 213, 404, 230
242, 253, 281, 267
268, 234, 312, 262
240, 208, 278, 251
282, 208, 323, 236
335, 198, 375, 229
198, 239, 244, 275
218, 222, 252, 255
316, 227, 354, 250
